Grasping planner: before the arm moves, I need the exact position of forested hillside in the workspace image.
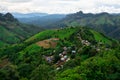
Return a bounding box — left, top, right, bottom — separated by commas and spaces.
54, 11, 120, 40
0, 13, 43, 47
0, 27, 119, 80
0, 0, 120, 79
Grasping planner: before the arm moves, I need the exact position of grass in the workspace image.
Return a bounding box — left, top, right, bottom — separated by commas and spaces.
18, 44, 41, 60
90, 30, 112, 44
26, 27, 114, 47
0, 41, 8, 47
26, 27, 78, 42
26, 30, 55, 42
53, 28, 77, 39
0, 26, 20, 44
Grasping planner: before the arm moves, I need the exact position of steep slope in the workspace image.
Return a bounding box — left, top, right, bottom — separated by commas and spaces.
55, 11, 120, 40
0, 13, 43, 47
0, 27, 119, 80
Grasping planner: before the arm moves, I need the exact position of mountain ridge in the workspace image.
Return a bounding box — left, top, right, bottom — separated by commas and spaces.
0, 12, 43, 47
12, 12, 48, 18
51, 11, 120, 39
13, 13, 66, 28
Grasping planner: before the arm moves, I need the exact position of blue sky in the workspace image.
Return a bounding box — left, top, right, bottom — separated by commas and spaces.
0, 0, 120, 14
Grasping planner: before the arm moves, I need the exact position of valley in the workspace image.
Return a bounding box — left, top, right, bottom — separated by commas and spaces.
0, 9, 120, 80
0, 0, 120, 79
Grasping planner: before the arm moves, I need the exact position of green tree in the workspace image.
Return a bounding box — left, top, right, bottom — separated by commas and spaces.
30, 64, 55, 80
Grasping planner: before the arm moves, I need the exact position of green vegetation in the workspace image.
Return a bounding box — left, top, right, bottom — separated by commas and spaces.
90, 30, 112, 44
0, 25, 20, 43
57, 49, 120, 80
0, 27, 119, 80
0, 41, 7, 47
26, 27, 77, 44
56, 11, 120, 40
0, 13, 43, 47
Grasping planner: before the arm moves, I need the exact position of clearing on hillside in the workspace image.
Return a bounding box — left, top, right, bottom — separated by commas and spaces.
36, 38, 59, 48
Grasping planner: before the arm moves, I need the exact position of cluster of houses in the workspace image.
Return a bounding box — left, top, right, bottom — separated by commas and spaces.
56, 46, 77, 70
44, 46, 77, 70
43, 32, 109, 70
77, 33, 91, 46
77, 33, 103, 52
43, 34, 98, 70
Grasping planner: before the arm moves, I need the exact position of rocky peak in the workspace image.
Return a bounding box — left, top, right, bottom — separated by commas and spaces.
76, 11, 84, 15
3, 13, 15, 21
3, 13, 17, 22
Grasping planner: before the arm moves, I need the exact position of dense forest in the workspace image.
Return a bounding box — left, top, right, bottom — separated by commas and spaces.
0, 0, 120, 79
0, 26, 120, 80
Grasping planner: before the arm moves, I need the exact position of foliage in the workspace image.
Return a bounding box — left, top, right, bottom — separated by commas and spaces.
0, 13, 43, 48
0, 27, 119, 80
57, 49, 120, 80
57, 11, 120, 40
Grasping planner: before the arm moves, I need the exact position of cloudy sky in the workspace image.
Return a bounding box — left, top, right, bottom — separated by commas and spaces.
0, 0, 120, 14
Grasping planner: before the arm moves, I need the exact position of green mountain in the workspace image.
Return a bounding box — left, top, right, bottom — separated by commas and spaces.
55, 11, 120, 40
0, 27, 119, 80
0, 13, 43, 47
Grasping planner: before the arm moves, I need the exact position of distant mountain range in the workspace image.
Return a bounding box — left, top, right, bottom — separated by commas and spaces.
54, 11, 120, 40
0, 12, 120, 80
11, 11, 120, 40
0, 13, 43, 47
12, 12, 48, 18
12, 13, 66, 27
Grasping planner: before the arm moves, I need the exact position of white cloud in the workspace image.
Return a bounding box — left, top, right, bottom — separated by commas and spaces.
0, 0, 120, 14
4, 0, 31, 3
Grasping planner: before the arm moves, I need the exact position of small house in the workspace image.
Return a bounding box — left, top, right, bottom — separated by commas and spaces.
63, 51, 67, 55
72, 50, 76, 54
63, 47, 67, 51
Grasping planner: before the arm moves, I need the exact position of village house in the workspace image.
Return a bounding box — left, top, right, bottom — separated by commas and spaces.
63, 51, 67, 55
72, 50, 76, 54
82, 40, 90, 46
66, 57, 70, 62
61, 57, 65, 61
63, 46, 67, 51
59, 53, 63, 57
44, 56, 54, 63
96, 48, 100, 52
